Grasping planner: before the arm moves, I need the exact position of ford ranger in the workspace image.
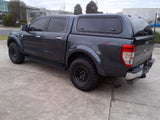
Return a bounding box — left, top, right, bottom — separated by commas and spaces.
7, 14, 155, 91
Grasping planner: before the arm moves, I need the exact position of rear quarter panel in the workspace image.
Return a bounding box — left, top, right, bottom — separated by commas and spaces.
67, 34, 133, 77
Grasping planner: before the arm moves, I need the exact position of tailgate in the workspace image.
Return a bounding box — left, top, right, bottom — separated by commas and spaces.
133, 35, 154, 66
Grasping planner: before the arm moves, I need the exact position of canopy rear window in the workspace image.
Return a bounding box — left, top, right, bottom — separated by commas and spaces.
77, 17, 122, 34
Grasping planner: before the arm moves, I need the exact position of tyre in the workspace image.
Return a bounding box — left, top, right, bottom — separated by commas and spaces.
8, 42, 25, 64
69, 57, 100, 91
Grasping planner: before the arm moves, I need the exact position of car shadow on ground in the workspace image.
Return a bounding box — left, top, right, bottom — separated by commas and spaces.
23, 58, 131, 91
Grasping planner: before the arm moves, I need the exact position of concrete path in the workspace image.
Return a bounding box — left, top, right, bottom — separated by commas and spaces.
0, 40, 160, 120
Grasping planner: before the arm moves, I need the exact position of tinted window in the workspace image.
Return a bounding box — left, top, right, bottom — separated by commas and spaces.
47, 18, 67, 32
77, 17, 122, 34
29, 18, 47, 31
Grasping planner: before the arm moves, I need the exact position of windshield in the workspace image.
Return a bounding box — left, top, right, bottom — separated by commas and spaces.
127, 15, 153, 36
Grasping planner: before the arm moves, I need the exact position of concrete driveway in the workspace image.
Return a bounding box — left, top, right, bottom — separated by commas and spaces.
0, 40, 160, 120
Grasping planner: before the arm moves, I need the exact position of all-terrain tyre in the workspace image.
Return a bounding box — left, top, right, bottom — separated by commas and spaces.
8, 42, 25, 64
69, 57, 100, 91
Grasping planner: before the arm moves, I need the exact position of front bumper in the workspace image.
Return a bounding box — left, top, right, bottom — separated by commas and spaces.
125, 59, 155, 82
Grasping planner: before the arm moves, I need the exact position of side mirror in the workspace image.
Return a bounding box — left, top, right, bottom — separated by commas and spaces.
21, 25, 28, 31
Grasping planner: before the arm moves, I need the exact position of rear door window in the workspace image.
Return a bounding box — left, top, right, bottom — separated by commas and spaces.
47, 18, 67, 32
77, 17, 122, 34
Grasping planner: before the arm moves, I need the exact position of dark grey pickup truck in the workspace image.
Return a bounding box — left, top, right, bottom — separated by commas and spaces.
7, 14, 155, 91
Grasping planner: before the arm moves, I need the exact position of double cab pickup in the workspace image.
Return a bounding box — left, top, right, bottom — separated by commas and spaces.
8, 14, 155, 91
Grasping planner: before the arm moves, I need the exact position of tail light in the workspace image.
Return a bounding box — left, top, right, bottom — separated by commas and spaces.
121, 45, 135, 67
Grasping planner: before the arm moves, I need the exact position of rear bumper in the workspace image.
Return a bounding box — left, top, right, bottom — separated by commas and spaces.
125, 59, 155, 81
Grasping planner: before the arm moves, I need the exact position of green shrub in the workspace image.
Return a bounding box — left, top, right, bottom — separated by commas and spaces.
2, 14, 15, 26
20, 19, 27, 25
154, 32, 160, 44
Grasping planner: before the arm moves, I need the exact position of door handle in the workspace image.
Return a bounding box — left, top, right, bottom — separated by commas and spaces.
36, 35, 41, 38
20, 34, 23, 37
56, 36, 62, 40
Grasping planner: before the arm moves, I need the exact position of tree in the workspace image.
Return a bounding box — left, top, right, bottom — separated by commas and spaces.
86, 1, 98, 14
74, 4, 82, 15
8, 0, 26, 22
2, 14, 15, 26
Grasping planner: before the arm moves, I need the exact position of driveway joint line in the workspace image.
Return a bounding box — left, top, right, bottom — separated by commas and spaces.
108, 85, 114, 120
113, 98, 160, 109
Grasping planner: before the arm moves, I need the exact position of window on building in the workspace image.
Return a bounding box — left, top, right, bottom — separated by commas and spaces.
30, 13, 35, 18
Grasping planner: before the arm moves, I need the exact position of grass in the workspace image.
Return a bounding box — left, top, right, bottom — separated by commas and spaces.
154, 32, 160, 44
0, 35, 9, 40
0, 26, 20, 29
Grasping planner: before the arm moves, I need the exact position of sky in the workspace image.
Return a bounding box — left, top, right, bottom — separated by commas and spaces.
8, 0, 160, 13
